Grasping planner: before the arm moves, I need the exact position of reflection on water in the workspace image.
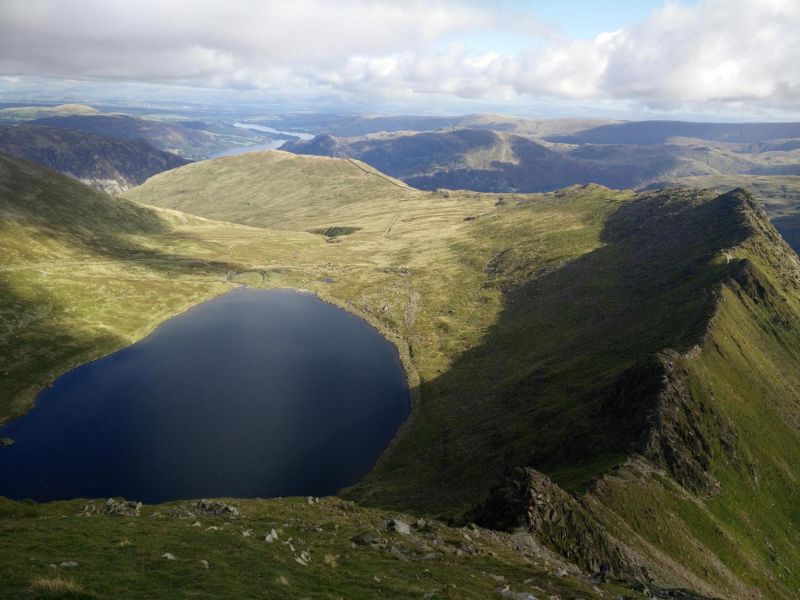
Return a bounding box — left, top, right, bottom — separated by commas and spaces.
0, 289, 409, 503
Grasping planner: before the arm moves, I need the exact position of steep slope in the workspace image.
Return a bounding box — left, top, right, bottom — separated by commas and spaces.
0, 124, 189, 193
353, 189, 800, 599
653, 175, 800, 253
0, 153, 320, 421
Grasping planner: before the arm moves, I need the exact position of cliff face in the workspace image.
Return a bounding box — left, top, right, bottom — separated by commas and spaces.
0, 125, 189, 193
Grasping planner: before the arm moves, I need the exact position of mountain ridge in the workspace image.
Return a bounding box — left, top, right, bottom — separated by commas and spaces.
3, 151, 800, 597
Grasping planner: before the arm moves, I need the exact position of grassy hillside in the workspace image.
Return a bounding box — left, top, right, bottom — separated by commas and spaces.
661, 175, 800, 251
0, 495, 649, 600
0, 125, 189, 193
3, 151, 800, 597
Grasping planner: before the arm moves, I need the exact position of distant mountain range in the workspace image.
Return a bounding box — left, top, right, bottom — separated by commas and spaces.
282, 123, 800, 192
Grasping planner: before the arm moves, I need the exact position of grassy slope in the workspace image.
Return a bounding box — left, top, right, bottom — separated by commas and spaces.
587, 205, 800, 599
667, 175, 800, 251
3, 151, 800, 597
0, 495, 639, 600
127, 154, 800, 596
0, 153, 648, 598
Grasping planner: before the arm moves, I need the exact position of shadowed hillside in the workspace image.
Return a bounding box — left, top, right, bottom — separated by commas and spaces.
26, 114, 284, 159
0, 125, 189, 193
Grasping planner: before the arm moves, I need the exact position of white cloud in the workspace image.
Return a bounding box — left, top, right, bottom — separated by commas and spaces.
1, 0, 799, 115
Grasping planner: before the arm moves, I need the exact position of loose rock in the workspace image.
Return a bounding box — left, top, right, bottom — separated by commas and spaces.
59, 561, 78, 568
161, 553, 176, 561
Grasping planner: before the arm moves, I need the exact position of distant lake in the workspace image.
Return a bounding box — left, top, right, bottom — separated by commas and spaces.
210, 123, 314, 157
0, 289, 409, 503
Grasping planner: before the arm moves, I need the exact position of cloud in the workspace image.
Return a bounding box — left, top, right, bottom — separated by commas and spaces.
1, 0, 799, 115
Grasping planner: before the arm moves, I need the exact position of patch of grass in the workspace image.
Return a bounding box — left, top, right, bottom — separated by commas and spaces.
28, 576, 88, 598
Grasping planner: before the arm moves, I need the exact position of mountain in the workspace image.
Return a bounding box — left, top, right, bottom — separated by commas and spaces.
25, 114, 282, 159
545, 120, 800, 146
5, 150, 800, 597
660, 174, 800, 251
125, 151, 800, 598
0, 154, 653, 599
282, 128, 772, 192
0, 124, 189, 193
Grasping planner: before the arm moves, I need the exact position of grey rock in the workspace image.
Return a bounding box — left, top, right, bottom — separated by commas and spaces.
161, 552, 176, 560
59, 561, 78, 568
497, 586, 538, 600
104, 497, 142, 517
387, 517, 411, 535
195, 499, 239, 517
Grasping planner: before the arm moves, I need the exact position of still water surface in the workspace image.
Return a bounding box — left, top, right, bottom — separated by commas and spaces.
0, 289, 409, 502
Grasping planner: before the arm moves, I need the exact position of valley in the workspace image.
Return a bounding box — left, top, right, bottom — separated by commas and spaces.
2, 144, 800, 597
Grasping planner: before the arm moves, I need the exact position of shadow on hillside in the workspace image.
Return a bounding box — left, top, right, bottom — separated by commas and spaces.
351, 188, 755, 514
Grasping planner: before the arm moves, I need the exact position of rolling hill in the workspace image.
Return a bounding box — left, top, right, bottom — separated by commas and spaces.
0, 103, 99, 122
3, 150, 800, 597
546, 120, 800, 146
0, 124, 189, 193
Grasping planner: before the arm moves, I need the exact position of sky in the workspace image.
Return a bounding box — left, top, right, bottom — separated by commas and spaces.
0, 0, 798, 120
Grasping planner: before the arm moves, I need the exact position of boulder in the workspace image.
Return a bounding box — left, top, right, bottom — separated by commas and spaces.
104, 497, 142, 517
0, 437, 14, 447
387, 518, 411, 535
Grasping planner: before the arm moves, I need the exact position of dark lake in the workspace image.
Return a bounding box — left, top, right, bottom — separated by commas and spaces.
0, 289, 409, 503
